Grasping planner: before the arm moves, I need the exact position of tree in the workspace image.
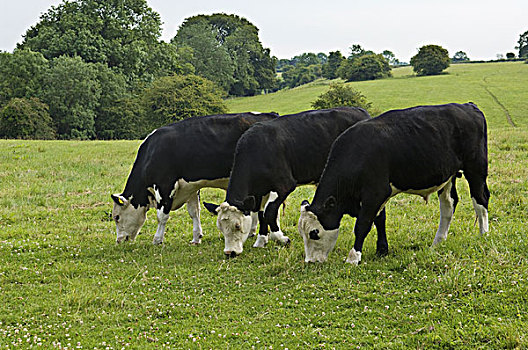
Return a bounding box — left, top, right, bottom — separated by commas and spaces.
322, 51, 344, 79
338, 54, 392, 81
141, 74, 227, 130
348, 44, 366, 59
348, 44, 375, 59
291, 53, 320, 66
382, 50, 398, 65
93, 64, 145, 139
506, 52, 516, 59
317, 52, 328, 65
452, 51, 469, 62
410, 45, 450, 76
517, 30, 528, 58
280, 64, 322, 89
0, 97, 55, 139
38, 56, 101, 139
0, 49, 49, 107
311, 83, 372, 113
173, 14, 276, 96
172, 17, 234, 92
18, 0, 183, 81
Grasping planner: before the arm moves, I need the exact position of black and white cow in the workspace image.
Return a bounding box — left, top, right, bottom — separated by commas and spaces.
111, 112, 278, 245
298, 103, 490, 264
215, 107, 372, 256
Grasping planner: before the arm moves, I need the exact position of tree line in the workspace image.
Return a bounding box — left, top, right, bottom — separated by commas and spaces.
0, 1, 274, 140
1, 0, 527, 140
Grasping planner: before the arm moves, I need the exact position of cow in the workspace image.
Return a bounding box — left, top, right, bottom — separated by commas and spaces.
298, 103, 490, 264
213, 107, 372, 257
110, 112, 278, 245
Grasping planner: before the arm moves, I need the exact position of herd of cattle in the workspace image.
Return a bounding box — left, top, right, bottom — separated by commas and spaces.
111, 103, 490, 264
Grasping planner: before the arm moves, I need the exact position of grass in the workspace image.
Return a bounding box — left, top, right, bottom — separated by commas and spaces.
227, 62, 528, 128
1, 62, 527, 348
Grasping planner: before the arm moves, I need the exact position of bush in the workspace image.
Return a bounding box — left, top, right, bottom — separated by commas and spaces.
280, 64, 322, 89
141, 74, 228, 130
410, 45, 450, 76
311, 83, 373, 113
0, 97, 55, 139
95, 98, 147, 140
338, 54, 391, 82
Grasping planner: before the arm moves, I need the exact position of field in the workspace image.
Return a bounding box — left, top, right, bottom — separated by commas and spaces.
1, 62, 527, 349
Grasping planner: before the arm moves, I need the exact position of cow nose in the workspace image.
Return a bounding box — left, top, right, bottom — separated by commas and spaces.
224, 251, 238, 258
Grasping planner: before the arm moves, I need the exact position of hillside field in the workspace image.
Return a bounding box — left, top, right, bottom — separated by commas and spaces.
0, 62, 527, 348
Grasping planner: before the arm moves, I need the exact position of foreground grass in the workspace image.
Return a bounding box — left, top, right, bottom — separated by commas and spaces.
1, 61, 527, 348
0, 130, 527, 348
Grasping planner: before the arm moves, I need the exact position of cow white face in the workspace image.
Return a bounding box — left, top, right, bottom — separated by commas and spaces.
216, 202, 253, 256
298, 202, 339, 263
111, 194, 148, 243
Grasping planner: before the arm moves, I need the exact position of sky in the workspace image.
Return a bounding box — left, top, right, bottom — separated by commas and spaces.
1, 0, 527, 62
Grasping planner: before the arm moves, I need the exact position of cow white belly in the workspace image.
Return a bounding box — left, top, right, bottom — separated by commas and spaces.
170, 177, 229, 210
390, 177, 452, 202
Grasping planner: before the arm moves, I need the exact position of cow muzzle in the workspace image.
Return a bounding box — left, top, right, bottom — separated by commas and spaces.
224, 250, 239, 258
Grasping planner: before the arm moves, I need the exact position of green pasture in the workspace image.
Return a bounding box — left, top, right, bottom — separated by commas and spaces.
227, 61, 528, 128
1, 62, 527, 348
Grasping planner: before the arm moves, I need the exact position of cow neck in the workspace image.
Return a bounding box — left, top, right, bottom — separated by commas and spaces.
225, 165, 252, 210
122, 163, 150, 209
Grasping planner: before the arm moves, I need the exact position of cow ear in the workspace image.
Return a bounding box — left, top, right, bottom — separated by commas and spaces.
203, 202, 219, 215
242, 196, 256, 211
111, 194, 128, 207
323, 196, 337, 211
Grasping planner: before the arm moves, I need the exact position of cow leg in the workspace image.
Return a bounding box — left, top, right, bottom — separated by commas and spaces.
347, 189, 390, 265
249, 211, 259, 237
254, 192, 283, 248
153, 205, 171, 245
373, 208, 388, 256
187, 190, 203, 244
265, 191, 291, 245
432, 180, 455, 245
464, 167, 490, 235
254, 211, 269, 248
254, 194, 275, 248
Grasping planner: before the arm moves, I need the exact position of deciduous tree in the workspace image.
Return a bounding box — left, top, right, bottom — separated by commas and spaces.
410, 45, 450, 76
38, 56, 101, 139
517, 30, 528, 58
338, 54, 391, 81
173, 14, 276, 96
322, 51, 344, 79
311, 83, 373, 113
452, 51, 469, 62
0, 97, 55, 139
18, 0, 183, 81
0, 50, 48, 107
141, 74, 227, 130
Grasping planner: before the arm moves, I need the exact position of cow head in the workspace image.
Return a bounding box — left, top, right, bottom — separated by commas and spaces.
298, 200, 339, 263
216, 202, 253, 256
111, 194, 148, 243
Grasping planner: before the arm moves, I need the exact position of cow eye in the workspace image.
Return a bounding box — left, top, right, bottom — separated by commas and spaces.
114, 215, 120, 222
235, 223, 241, 230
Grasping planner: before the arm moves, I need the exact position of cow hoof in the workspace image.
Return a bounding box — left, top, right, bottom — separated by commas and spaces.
152, 238, 164, 245
270, 231, 290, 245
376, 247, 388, 257
345, 248, 362, 265
253, 235, 268, 248
190, 239, 201, 245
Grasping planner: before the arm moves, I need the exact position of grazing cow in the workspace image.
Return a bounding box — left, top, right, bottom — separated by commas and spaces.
298, 103, 490, 264
214, 107, 372, 256
111, 112, 278, 245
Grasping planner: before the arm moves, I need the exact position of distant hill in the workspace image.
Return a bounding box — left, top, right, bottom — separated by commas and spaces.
226, 62, 528, 129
